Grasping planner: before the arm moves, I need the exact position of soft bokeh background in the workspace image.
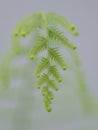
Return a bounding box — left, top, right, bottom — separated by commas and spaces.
0, 0, 98, 130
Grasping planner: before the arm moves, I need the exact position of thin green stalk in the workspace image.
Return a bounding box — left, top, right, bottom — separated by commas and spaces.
41, 12, 52, 111
41, 12, 50, 89
71, 50, 93, 114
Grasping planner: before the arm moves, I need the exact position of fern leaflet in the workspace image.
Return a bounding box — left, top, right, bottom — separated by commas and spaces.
48, 26, 77, 49
50, 65, 62, 82
35, 57, 49, 77
49, 47, 67, 70
29, 36, 47, 59
37, 73, 48, 88
48, 80, 59, 91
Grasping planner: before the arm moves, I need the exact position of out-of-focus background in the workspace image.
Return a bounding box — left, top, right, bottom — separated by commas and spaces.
0, 0, 98, 130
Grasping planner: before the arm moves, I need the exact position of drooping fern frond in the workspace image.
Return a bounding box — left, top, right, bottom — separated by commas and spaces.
1, 11, 93, 113
5, 12, 79, 112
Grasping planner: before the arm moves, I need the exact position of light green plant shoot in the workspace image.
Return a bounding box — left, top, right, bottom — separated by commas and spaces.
1, 12, 93, 113
12, 12, 79, 112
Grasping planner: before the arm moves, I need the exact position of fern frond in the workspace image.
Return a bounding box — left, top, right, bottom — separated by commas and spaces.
47, 12, 79, 36
29, 36, 47, 59
37, 73, 48, 88
9, 11, 81, 112
49, 47, 67, 70
48, 80, 59, 91
35, 57, 49, 77
50, 65, 62, 82
48, 26, 77, 49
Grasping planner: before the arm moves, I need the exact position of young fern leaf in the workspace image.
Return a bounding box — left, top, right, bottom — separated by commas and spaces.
3, 11, 82, 112
29, 36, 47, 59
48, 25, 77, 49
50, 65, 62, 82
49, 47, 67, 70
35, 57, 49, 77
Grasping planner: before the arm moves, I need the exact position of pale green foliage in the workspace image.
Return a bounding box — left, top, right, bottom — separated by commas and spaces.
47, 25, 77, 49
11, 36, 22, 55
28, 35, 47, 59
49, 47, 67, 70
49, 65, 62, 82
47, 12, 79, 36
37, 73, 48, 88
14, 13, 44, 37
48, 80, 59, 91
35, 57, 49, 77
0, 12, 80, 112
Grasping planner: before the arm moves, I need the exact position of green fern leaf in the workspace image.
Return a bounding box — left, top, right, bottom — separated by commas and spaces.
6, 11, 81, 112
49, 47, 67, 70
42, 87, 54, 100
48, 26, 77, 49
37, 73, 48, 88
48, 80, 59, 91
41, 86, 48, 96
29, 35, 47, 59
48, 90, 54, 100
43, 96, 52, 112
50, 65, 62, 82
35, 57, 49, 77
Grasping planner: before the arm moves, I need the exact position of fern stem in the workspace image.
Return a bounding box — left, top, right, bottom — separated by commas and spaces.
41, 12, 50, 89
41, 12, 53, 112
